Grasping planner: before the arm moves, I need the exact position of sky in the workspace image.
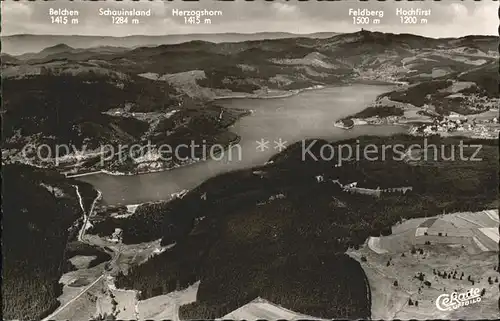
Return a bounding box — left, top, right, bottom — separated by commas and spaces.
1, 0, 498, 38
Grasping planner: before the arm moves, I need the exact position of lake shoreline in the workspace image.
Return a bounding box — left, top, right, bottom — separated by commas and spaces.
69, 82, 404, 180
212, 84, 326, 100
65, 135, 243, 178
67, 85, 331, 179
77, 84, 407, 205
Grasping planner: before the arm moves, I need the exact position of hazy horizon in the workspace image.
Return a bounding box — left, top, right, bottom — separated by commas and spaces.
3, 29, 496, 39
2, 0, 497, 38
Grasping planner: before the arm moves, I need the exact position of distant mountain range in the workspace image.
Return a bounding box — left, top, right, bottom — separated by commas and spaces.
5, 43, 129, 61
2, 30, 499, 320
2, 30, 497, 173
1, 32, 340, 55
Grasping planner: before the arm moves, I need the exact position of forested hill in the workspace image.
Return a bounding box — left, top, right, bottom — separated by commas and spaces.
2, 164, 98, 320
114, 135, 498, 319
2, 31, 498, 319
3, 31, 497, 173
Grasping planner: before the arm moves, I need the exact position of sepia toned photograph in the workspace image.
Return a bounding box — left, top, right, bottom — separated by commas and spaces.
1, 0, 498, 320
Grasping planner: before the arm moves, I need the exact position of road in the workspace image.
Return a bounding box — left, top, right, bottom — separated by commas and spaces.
42, 186, 103, 321
75, 186, 102, 242
41, 274, 105, 321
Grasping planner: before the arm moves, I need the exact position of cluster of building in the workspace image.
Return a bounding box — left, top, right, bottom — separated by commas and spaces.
357, 65, 407, 84
339, 181, 413, 198
316, 177, 413, 198
409, 112, 499, 138
109, 228, 123, 243
352, 115, 404, 126
457, 94, 499, 112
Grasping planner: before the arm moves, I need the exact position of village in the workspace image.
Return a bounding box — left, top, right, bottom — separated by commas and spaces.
348, 109, 499, 139
408, 111, 499, 139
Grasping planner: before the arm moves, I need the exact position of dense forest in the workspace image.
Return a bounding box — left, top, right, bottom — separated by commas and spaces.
349, 105, 404, 119
457, 61, 497, 98
2, 164, 98, 320
2, 70, 251, 175
2, 73, 175, 148
115, 135, 498, 319
384, 80, 452, 107
88, 201, 169, 244
3, 31, 497, 319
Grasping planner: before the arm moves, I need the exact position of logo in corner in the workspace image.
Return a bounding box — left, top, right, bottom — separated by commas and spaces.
435, 288, 482, 311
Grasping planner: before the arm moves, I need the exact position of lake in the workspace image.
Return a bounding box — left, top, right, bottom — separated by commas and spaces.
78, 84, 407, 205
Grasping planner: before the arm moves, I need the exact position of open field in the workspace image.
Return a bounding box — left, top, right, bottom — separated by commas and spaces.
46, 273, 106, 321
348, 209, 499, 319
366, 210, 499, 254
82, 235, 172, 274
222, 297, 324, 320
49, 231, 172, 320
137, 281, 199, 320
69, 255, 98, 270
3, 28, 498, 320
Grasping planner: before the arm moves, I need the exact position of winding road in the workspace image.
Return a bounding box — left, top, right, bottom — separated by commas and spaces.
41, 186, 103, 321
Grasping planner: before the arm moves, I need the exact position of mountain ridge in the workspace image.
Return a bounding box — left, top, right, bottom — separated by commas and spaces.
2, 32, 340, 55
4, 31, 496, 56
2, 30, 497, 174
